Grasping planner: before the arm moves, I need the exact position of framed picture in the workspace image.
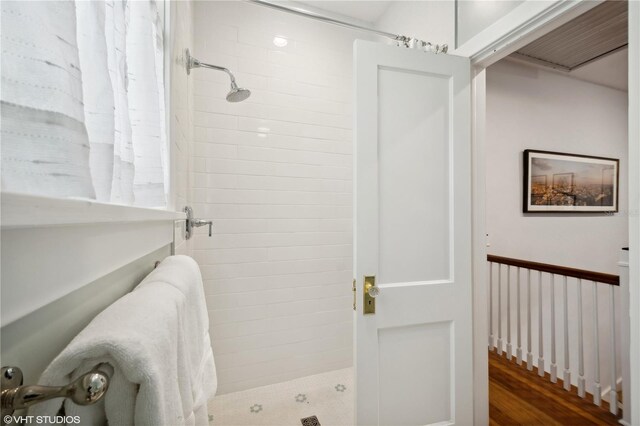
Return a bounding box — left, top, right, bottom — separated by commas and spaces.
523, 150, 619, 213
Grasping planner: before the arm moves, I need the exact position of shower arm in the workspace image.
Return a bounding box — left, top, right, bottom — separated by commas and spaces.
189, 58, 236, 84
185, 50, 237, 85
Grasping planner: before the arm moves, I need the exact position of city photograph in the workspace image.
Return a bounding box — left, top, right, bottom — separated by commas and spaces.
524, 150, 619, 212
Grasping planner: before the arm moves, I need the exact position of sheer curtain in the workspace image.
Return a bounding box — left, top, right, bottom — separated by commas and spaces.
1, 0, 167, 208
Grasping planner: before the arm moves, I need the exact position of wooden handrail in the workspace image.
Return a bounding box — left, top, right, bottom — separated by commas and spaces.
487, 255, 619, 286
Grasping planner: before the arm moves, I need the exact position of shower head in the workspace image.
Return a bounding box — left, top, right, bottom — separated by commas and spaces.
227, 82, 251, 103
185, 49, 251, 103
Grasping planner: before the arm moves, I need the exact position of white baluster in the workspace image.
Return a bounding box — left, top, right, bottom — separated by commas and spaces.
578, 279, 586, 398
538, 271, 544, 377
497, 263, 503, 356
516, 267, 523, 365
608, 285, 618, 415
550, 274, 557, 383
489, 262, 494, 350
593, 281, 601, 406
527, 269, 533, 370
507, 265, 512, 360
563, 275, 571, 391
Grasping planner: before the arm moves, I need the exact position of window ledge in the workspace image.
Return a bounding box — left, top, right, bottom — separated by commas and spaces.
1, 192, 186, 229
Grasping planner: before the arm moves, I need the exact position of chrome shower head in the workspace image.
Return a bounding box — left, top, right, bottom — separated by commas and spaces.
227, 81, 251, 103
185, 49, 251, 103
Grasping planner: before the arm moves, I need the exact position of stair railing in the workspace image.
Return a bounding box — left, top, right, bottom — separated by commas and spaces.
487, 254, 621, 415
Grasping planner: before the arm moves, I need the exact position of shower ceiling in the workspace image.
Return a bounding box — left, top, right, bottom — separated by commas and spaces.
294, 1, 392, 24
511, 0, 628, 72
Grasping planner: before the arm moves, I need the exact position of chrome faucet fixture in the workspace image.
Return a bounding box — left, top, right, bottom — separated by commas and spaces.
185, 49, 251, 103
184, 206, 213, 239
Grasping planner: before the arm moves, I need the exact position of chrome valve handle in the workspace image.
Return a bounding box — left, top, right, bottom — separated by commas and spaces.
192, 219, 213, 237
184, 206, 213, 239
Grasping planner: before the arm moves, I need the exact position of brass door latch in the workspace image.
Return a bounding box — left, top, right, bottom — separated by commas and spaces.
363, 275, 379, 315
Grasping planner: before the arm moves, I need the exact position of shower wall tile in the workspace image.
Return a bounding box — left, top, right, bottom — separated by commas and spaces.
193, 111, 238, 129
192, 0, 378, 394
169, 0, 194, 255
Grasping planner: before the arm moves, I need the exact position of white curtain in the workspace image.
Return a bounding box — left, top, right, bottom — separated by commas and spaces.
1, 0, 167, 208
0, 1, 95, 199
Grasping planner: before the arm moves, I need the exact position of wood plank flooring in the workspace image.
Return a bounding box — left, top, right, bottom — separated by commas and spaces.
489, 350, 621, 425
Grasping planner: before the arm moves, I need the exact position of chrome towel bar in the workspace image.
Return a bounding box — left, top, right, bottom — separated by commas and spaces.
1, 366, 109, 420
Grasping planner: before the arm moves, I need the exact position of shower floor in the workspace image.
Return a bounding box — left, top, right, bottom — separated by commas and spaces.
207, 368, 353, 426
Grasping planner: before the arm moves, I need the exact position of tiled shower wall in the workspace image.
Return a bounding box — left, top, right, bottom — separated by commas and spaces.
169, 0, 193, 255
191, 1, 377, 393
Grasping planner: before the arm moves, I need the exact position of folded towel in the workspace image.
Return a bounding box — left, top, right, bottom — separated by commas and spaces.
29, 255, 216, 426
138, 255, 217, 423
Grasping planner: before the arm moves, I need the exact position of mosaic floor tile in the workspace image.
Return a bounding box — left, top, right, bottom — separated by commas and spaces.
208, 368, 353, 425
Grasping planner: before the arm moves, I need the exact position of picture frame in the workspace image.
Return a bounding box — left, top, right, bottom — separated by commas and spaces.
523, 150, 619, 213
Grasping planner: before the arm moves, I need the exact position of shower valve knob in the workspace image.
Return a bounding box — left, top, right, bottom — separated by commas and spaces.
184, 206, 213, 239
193, 219, 213, 237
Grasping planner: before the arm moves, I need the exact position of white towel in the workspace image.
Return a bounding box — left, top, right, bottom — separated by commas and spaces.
29, 255, 216, 426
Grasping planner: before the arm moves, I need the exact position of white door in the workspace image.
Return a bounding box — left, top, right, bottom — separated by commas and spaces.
354, 40, 473, 425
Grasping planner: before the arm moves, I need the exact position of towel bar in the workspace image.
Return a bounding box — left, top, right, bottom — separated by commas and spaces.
1, 366, 109, 419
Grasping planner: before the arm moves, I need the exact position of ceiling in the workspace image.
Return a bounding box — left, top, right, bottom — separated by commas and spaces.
294, 1, 392, 24
295, 0, 628, 91
511, 0, 628, 91
569, 47, 628, 91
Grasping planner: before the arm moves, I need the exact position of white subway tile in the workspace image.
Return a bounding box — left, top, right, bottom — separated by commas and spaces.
233, 175, 346, 192
192, 231, 351, 249
190, 0, 358, 394
204, 158, 275, 175
267, 50, 304, 68
192, 247, 268, 265
238, 57, 298, 80
192, 172, 238, 189
268, 244, 351, 261
236, 145, 351, 167
214, 345, 352, 388
193, 142, 238, 159
208, 305, 268, 325
272, 162, 351, 180
204, 270, 351, 295
193, 111, 238, 130
193, 188, 350, 206
212, 320, 350, 355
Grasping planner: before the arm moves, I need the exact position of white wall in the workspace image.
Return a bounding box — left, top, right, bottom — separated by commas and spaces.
455, 0, 523, 47
486, 59, 628, 398
190, 1, 371, 394
486, 60, 628, 274
168, 0, 194, 254
375, 1, 455, 48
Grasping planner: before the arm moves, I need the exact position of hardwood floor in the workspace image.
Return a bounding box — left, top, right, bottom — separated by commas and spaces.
489, 350, 621, 425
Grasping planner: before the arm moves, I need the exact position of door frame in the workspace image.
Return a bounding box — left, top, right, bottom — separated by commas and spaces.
456, 1, 638, 424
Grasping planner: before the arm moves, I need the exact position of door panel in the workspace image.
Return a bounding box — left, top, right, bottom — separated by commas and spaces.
378, 67, 451, 284
378, 321, 452, 425
354, 40, 472, 425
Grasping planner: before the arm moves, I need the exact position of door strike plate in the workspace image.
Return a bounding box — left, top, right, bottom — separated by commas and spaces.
352, 279, 356, 311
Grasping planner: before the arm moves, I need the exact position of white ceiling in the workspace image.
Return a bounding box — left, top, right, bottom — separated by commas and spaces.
511, 0, 627, 92
294, 1, 392, 24
295, 0, 627, 92
570, 48, 628, 92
